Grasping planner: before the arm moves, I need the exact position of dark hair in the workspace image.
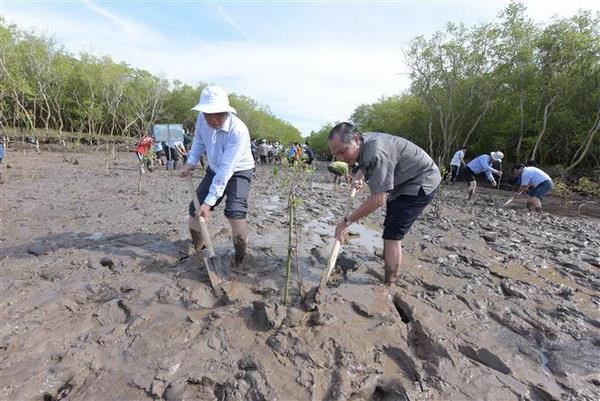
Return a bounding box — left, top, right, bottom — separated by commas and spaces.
328, 122, 360, 144
511, 163, 524, 172
526, 159, 538, 167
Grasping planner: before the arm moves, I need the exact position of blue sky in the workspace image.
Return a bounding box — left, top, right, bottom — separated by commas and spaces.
2, 0, 598, 135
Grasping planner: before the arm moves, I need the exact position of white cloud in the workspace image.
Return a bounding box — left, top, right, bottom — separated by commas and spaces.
211, 2, 258, 46
2, 5, 407, 134
80, 0, 167, 46
522, 0, 599, 22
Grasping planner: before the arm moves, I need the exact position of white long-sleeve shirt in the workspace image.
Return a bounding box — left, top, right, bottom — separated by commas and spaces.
466, 154, 501, 182
187, 113, 255, 206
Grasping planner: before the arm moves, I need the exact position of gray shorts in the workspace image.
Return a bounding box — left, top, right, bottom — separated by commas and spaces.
189, 167, 253, 219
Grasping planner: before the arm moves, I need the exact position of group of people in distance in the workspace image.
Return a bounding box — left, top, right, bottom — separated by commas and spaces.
448, 147, 553, 210
251, 139, 315, 166
148, 84, 555, 286
134, 133, 189, 172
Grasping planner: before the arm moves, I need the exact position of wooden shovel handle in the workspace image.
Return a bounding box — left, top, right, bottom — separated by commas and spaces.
345, 187, 358, 214
187, 175, 216, 258
319, 186, 358, 288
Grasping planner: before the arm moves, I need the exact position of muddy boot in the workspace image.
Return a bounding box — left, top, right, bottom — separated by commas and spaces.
189, 229, 204, 254
384, 264, 398, 286
233, 235, 247, 264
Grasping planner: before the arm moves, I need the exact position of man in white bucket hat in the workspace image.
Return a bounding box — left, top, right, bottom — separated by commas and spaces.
464, 151, 504, 199
180, 85, 255, 263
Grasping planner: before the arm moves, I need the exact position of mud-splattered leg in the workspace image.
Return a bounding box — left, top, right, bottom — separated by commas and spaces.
467, 181, 477, 200
188, 216, 204, 253
384, 239, 402, 285
230, 218, 248, 263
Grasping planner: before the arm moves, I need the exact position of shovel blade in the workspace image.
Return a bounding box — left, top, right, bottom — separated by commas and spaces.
502, 198, 514, 207
203, 255, 228, 288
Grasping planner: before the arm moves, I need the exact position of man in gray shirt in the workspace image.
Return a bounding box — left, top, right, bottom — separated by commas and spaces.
328, 122, 441, 285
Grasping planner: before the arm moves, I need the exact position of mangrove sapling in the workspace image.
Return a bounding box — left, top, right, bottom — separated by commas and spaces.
137, 160, 144, 194
281, 163, 311, 305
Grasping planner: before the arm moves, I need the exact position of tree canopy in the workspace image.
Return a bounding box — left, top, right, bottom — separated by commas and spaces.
0, 19, 302, 143
310, 2, 599, 170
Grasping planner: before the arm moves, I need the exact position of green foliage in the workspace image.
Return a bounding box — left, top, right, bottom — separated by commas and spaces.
574, 177, 600, 197
0, 19, 302, 140
351, 95, 430, 149
349, 2, 599, 171
230, 95, 302, 143
306, 123, 333, 155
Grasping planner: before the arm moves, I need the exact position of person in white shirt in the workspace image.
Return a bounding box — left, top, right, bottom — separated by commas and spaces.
180, 86, 255, 263
258, 140, 271, 164
152, 141, 166, 166
464, 151, 504, 199
449, 147, 467, 183
511, 163, 553, 211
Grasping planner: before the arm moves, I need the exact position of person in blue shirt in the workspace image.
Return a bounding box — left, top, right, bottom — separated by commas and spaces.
464, 151, 504, 199
0, 142, 4, 184
180, 86, 255, 263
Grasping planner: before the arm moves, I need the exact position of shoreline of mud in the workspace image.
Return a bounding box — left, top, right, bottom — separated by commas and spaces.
1, 151, 598, 401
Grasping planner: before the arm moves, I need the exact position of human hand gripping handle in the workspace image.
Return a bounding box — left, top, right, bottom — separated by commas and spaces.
179, 163, 195, 177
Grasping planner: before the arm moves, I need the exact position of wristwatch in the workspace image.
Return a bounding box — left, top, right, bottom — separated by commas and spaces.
343, 215, 353, 225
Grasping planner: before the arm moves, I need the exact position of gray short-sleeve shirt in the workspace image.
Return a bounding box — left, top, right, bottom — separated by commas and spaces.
358, 132, 441, 198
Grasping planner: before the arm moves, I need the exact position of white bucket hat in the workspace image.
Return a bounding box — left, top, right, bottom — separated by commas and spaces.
491, 151, 504, 161
192, 85, 236, 114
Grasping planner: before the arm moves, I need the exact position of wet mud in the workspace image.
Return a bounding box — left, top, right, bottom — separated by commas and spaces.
1, 151, 599, 400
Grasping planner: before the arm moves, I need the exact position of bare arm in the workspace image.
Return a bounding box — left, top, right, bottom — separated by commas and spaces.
335, 192, 387, 242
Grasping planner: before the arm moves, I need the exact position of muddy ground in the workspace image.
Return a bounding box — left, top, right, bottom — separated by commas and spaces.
1, 150, 599, 401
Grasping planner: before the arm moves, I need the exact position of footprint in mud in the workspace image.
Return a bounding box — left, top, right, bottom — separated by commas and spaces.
42, 379, 74, 401
372, 379, 410, 401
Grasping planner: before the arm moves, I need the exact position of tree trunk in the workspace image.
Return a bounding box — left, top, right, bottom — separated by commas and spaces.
565, 110, 600, 172
462, 99, 490, 147
530, 95, 558, 162
515, 89, 525, 160
427, 119, 434, 158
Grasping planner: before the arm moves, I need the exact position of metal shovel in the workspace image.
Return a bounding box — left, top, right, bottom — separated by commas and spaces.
187, 176, 229, 293
502, 190, 525, 207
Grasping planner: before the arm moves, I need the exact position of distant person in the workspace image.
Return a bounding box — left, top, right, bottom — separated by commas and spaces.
135, 134, 154, 172
272, 142, 282, 165
294, 143, 303, 164
304, 144, 315, 166
267, 142, 274, 163
328, 123, 441, 285
180, 85, 255, 263
152, 141, 166, 166
287, 144, 297, 165
449, 147, 467, 183
0, 142, 4, 184
510, 163, 553, 211
250, 139, 259, 162
164, 139, 186, 170
464, 151, 503, 199
258, 140, 271, 165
